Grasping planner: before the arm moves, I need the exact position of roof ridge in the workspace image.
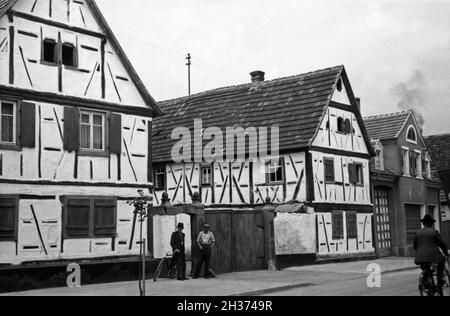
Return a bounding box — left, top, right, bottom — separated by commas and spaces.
363, 110, 411, 121
158, 65, 344, 105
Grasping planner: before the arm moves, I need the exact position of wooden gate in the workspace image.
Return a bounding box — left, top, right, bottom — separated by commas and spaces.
374, 188, 392, 256
205, 209, 266, 274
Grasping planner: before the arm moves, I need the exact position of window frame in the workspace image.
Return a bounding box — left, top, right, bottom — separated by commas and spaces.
265, 158, 285, 185
41, 38, 59, 66
78, 110, 109, 157
61, 42, 78, 68
154, 165, 167, 190
406, 125, 418, 144
201, 165, 213, 186
0, 195, 19, 242
62, 196, 117, 240
401, 146, 410, 177
349, 163, 364, 186
0, 99, 20, 151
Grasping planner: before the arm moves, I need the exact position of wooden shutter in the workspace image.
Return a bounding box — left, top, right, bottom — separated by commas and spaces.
332, 211, 344, 240
324, 158, 335, 182
400, 149, 405, 175
346, 211, 358, 239
20, 102, 36, 148
344, 119, 351, 134
63, 107, 80, 152
348, 163, 357, 184
66, 199, 90, 237
109, 113, 122, 154
94, 199, 117, 237
0, 198, 17, 241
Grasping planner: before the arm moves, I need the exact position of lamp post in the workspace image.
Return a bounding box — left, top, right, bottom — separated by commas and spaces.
128, 189, 152, 297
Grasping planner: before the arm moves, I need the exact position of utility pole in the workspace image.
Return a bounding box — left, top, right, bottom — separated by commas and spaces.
186, 53, 191, 96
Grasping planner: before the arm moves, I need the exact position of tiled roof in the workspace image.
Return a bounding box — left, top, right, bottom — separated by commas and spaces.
425, 133, 450, 172
152, 66, 346, 163
363, 111, 411, 141
0, 0, 15, 15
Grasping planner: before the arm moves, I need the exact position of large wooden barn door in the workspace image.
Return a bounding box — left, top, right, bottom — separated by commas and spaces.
205, 210, 266, 274
374, 188, 392, 256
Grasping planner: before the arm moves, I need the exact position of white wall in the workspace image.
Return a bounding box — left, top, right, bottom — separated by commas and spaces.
274, 213, 316, 255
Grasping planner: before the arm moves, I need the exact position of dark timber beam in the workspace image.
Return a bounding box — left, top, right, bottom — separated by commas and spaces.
0, 85, 157, 117
10, 10, 106, 39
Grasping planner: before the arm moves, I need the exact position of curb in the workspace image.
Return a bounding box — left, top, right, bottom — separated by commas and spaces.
232, 283, 315, 296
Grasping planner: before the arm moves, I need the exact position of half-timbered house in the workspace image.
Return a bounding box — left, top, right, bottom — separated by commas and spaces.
0, 0, 162, 266
152, 66, 377, 261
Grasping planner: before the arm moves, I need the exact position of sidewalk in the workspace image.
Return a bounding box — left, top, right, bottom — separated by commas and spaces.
2, 257, 417, 296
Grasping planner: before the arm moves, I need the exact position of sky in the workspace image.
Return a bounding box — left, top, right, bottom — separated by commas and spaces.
96, 0, 450, 136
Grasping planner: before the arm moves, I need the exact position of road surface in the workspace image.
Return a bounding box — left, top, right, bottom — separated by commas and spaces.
261, 270, 420, 296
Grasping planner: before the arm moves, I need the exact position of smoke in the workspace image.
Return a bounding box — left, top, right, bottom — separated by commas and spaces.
391, 70, 428, 129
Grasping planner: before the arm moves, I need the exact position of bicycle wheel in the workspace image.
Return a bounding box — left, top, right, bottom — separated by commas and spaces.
153, 258, 166, 282
419, 272, 435, 296
442, 270, 450, 297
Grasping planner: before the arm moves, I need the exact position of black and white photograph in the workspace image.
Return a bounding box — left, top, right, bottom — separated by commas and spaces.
0, 0, 449, 301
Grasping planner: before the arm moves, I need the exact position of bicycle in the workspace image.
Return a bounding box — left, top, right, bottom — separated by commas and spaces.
418, 256, 450, 296
153, 252, 177, 282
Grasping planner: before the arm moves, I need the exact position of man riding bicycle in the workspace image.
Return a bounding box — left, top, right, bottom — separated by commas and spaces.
414, 215, 449, 296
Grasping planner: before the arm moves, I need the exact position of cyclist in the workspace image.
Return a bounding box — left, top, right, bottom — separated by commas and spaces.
414, 215, 449, 296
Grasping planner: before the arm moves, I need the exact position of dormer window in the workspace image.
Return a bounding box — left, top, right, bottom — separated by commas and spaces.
407, 126, 417, 144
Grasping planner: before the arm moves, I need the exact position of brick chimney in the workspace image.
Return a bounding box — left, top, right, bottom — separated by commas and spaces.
250, 71, 265, 83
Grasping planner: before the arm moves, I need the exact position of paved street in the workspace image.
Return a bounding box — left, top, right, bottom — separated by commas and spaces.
263, 270, 419, 296
2, 257, 422, 296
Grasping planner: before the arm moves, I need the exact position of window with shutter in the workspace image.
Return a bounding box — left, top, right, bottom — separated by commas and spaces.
66, 199, 90, 238
346, 211, 358, 239
332, 211, 344, 240
64, 197, 117, 239
94, 199, 116, 237
0, 197, 17, 241
324, 158, 335, 183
